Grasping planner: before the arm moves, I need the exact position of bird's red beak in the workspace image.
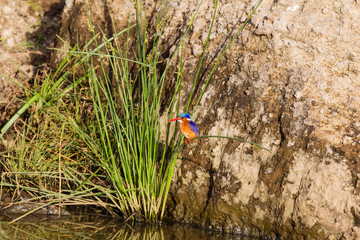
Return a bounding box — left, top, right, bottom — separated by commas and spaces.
169, 117, 180, 122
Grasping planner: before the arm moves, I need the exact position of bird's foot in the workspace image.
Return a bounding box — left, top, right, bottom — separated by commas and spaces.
184, 138, 198, 144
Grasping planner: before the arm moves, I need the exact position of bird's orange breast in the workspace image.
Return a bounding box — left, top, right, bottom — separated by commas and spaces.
180, 120, 197, 139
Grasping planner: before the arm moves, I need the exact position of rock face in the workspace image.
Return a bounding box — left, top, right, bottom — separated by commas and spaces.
51, 0, 360, 239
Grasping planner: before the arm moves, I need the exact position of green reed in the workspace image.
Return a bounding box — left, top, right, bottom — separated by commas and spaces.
60, 0, 205, 222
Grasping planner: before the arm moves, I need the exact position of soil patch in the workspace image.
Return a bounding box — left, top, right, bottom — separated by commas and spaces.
0, 0, 65, 132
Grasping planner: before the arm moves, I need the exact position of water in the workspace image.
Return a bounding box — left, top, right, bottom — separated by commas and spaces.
0, 214, 261, 240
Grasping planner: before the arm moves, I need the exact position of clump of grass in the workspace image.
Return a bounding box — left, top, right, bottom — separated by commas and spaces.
1, 0, 195, 222
1, 41, 123, 220
61, 0, 195, 222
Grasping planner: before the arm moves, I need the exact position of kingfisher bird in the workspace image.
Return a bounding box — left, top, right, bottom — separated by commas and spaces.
169, 113, 199, 144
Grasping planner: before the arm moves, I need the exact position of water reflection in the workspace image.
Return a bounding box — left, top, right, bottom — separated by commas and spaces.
0, 214, 260, 240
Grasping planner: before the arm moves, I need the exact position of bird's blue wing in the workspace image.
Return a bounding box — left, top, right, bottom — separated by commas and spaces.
189, 121, 199, 136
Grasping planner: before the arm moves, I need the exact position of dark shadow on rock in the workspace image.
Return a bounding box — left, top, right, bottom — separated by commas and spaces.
158, 3, 252, 114
190, 9, 251, 109
25, 0, 65, 69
